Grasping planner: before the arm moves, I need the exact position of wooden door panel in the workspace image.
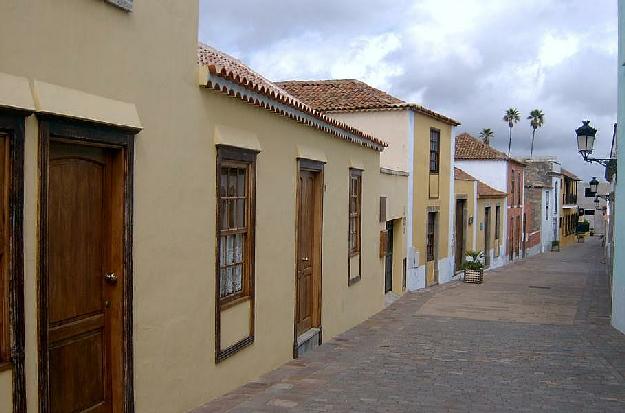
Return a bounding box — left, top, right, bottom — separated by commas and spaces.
49, 159, 104, 323
49, 331, 106, 413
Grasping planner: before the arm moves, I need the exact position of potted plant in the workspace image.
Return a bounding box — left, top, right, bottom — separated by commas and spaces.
461, 250, 484, 284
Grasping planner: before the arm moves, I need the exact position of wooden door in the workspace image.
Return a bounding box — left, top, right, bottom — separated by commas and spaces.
509, 217, 514, 261
484, 207, 491, 268
454, 200, 465, 272
426, 212, 438, 287
384, 220, 393, 293
296, 167, 322, 337
46, 142, 122, 413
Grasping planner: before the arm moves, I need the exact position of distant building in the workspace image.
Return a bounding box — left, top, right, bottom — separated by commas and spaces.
278, 79, 461, 291
455, 133, 526, 263
521, 158, 563, 254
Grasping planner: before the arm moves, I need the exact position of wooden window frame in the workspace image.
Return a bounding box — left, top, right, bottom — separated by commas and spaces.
495, 205, 501, 240
0, 112, 26, 413
429, 128, 440, 174
426, 211, 436, 262
348, 168, 362, 285
37, 117, 136, 413
215, 145, 257, 362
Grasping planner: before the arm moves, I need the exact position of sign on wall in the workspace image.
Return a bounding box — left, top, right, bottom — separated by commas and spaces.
105, 0, 133, 11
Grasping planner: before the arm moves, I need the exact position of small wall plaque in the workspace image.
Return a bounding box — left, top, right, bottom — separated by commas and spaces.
106, 0, 133, 11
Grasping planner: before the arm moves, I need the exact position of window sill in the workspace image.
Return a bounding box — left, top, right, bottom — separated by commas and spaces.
0, 361, 11, 373
220, 295, 251, 311
348, 275, 361, 286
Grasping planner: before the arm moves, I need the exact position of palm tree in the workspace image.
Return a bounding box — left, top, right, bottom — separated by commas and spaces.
479, 128, 494, 145
503, 108, 520, 156
527, 109, 545, 158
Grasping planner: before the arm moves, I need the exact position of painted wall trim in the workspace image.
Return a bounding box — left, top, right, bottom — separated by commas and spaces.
297, 145, 327, 163
214, 124, 262, 152
32, 80, 142, 131
0, 72, 35, 113
200, 72, 385, 152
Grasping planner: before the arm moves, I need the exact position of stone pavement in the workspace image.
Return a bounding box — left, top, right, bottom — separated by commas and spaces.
195, 238, 625, 412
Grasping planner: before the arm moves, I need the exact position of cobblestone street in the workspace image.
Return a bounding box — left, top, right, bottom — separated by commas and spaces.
196, 239, 625, 412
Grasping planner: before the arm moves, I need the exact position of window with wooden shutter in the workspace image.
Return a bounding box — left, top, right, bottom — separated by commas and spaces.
216, 147, 256, 304
348, 169, 362, 284
429, 129, 440, 174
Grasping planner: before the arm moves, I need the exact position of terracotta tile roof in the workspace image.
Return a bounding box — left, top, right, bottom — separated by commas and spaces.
455, 132, 525, 166
454, 167, 476, 181
197, 44, 386, 151
478, 181, 507, 198
560, 168, 581, 181
276, 79, 460, 126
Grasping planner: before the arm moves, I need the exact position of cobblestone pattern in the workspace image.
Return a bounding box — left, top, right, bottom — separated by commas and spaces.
195, 239, 625, 412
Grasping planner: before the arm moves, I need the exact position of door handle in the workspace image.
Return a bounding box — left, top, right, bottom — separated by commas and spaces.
301, 257, 310, 262
104, 272, 118, 284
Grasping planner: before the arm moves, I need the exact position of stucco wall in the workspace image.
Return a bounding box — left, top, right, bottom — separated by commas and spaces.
330, 111, 410, 173
476, 198, 506, 269
454, 179, 477, 256
613, 9, 624, 333
0, 1, 386, 411
455, 160, 508, 192
410, 115, 454, 288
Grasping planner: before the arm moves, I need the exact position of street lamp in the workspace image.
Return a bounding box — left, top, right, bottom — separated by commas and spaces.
589, 177, 599, 196
575, 121, 617, 167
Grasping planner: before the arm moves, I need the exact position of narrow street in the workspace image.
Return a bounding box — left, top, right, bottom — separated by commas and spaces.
197, 239, 625, 413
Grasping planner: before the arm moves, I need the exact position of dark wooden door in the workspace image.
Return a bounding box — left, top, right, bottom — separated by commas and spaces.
484, 207, 491, 268
509, 217, 514, 261
296, 170, 315, 336
455, 200, 465, 271
46, 142, 120, 413
384, 220, 393, 293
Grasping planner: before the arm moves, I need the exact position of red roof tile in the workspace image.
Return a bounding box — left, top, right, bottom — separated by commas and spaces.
455, 133, 525, 166
197, 44, 387, 151
560, 168, 581, 181
454, 167, 476, 181
477, 181, 507, 198
276, 79, 460, 126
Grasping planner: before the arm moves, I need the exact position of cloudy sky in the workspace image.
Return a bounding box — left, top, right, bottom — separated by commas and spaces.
199, 0, 618, 183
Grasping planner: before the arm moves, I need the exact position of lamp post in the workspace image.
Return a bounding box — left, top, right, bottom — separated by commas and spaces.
575, 121, 617, 167
589, 177, 599, 196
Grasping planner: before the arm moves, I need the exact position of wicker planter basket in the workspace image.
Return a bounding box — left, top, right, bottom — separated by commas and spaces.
463, 269, 483, 284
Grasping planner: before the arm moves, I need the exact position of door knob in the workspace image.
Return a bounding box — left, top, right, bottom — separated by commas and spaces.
301, 257, 310, 262
104, 272, 118, 284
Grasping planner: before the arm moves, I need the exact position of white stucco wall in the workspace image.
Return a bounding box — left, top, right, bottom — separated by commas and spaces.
455, 160, 508, 192
612, 0, 625, 335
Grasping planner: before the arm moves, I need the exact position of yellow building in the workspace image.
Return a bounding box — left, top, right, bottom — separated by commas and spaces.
560, 168, 582, 247
0, 2, 391, 411
454, 168, 507, 271
278, 80, 460, 292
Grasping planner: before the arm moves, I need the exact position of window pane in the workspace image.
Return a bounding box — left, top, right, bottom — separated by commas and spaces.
220, 200, 228, 230
234, 234, 244, 263
232, 264, 243, 293
236, 199, 245, 228
228, 199, 236, 229
220, 170, 228, 197
228, 168, 237, 197
220, 269, 227, 297
237, 169, 246, 197
219, 236, 226, 267
226, 235, 234, 265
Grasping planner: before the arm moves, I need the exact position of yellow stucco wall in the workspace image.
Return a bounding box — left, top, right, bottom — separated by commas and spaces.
476, 198, 506, 263
0, 1, 385, 411
412, 116, 453, 267
330, 110, 410, 173
454, 179, 477, 255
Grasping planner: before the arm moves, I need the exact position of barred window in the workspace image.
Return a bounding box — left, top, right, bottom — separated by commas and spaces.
216, 147, 256, 303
